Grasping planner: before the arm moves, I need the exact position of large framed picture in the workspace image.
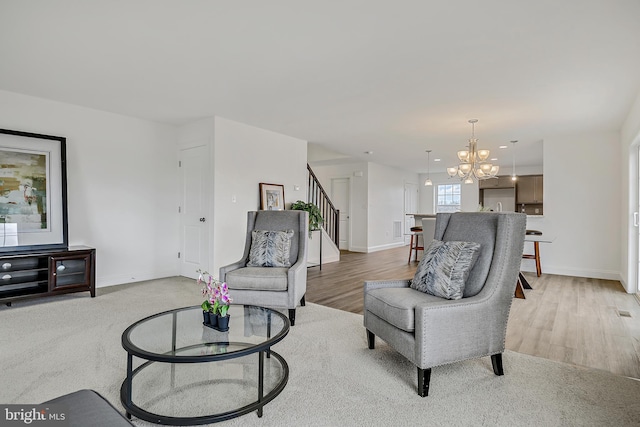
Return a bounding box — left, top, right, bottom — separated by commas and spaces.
0, 129, 68, 252
259, 183, 285, 211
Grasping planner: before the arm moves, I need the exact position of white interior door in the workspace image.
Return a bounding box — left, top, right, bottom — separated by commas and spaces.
331, 178, 350, 250
179, 145, 209, 278
404, 183, 418, 245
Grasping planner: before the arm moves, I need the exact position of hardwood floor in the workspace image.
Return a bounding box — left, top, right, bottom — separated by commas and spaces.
306, 246, 640, 379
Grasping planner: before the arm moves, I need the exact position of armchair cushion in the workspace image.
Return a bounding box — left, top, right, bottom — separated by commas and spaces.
411, 240, 480, 300
225, 266, 289, 291
247, 229, 294, 267
366, 287, 443, 332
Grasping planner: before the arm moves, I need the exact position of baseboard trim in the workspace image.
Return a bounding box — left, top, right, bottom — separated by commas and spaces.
97, 270, 177, 288
366, 242, 406, 253
526, 265, 621, 281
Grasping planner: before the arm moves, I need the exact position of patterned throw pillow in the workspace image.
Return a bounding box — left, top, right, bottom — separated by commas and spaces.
411, 239, 481, 300
247, 230, 294, 267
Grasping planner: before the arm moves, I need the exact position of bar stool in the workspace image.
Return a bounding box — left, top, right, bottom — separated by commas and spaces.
408, 226, 424, 264
523, 230, 542, 277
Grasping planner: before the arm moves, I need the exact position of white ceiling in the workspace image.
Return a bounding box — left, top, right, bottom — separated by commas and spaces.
1, 0, 639, 174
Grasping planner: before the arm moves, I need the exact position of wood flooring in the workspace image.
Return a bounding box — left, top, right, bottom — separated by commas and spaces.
306, 246, 640, 379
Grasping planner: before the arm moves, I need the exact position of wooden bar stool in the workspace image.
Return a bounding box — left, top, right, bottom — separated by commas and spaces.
408, 226, 424, 264
523, 230, 542, 277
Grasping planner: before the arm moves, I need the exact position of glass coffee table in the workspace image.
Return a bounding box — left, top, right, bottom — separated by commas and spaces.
120, 305, 290, 425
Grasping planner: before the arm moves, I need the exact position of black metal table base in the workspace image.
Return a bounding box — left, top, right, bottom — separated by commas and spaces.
120, 350, 289, 425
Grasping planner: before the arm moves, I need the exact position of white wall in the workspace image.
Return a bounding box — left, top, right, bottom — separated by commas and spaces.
368, 163, 419, 251
530, 132, 621, 280
309, 162, 369, 251
0, 90, 179, 286
3, 89, 624, 287
211, 117, 307, 274
419, 146, 621, 282
311, 161, 419, 252
621, 89, 640, 292
0, 93, 309, 286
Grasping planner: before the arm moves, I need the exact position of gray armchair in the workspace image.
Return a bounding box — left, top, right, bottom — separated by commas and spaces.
364, 212, 526, 396
219, 210, 308, 326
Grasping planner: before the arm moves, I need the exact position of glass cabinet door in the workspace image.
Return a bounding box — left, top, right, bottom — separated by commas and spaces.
50, 252, 92, 290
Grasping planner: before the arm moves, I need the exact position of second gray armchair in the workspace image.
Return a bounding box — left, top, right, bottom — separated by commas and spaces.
219, 210, 308, 326
364, 212, 526, 396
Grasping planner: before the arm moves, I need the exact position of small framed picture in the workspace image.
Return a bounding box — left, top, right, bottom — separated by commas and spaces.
259, 183, 285, 210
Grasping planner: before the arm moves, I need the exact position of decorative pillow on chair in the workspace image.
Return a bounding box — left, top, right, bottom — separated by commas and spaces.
247, 230, 294, 267
411, 239, 481, 300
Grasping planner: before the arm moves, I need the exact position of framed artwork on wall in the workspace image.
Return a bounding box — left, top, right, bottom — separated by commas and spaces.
0, 129, 68, 252
259, 183, 285, 211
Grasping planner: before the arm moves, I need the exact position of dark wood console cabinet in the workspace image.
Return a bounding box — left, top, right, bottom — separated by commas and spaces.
0, 246, 95, 306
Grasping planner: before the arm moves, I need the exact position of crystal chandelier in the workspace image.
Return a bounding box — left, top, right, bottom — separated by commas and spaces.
447, 119, 499, 184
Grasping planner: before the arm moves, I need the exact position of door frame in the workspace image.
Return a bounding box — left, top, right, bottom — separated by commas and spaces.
178, 140, 211, 279
330, 176, 351, 251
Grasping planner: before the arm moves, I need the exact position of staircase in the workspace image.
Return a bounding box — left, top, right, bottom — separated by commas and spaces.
307, 164, 340, 246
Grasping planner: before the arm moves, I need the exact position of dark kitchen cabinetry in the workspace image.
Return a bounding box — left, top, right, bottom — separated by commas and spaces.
478, 176, 516, 189
516, 175, 543, 204
478, 174, 544, 215
516, 175, 543, 215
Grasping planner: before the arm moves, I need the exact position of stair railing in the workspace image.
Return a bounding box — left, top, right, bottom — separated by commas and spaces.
307, 164, 339, 246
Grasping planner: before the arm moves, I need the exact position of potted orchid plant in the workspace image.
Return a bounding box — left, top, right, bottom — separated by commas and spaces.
198, 270, 233, 331
199, 270, 218, 327
216, 282, 232, 331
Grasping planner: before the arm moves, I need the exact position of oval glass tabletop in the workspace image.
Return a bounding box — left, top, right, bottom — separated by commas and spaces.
122, 305, 290, 362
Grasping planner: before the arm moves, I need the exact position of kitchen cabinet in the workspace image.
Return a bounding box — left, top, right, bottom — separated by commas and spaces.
516, 175, 543, 215
478, 176, 515, 189
516, 175, 543, 204
479, 176, 516, 212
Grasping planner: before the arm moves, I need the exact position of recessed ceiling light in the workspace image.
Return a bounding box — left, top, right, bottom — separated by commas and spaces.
490, 158, 498, 161
434, 158, 441, 162
499, 145, 508, 149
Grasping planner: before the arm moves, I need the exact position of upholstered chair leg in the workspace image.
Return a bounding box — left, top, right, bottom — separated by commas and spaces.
491, 353, 504, 376
366, 330, 375, 349
300, 294, 306, 306
417, 367, 431, 397
288, 309, 296, 326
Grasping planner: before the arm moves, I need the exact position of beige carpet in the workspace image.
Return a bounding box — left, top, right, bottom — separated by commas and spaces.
1, 277, 639, 426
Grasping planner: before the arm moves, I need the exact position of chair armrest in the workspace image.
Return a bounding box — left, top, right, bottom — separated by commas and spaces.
286, 255, 307, 305
364, 279, 411, 293
414, 293, 508, 367
415, 293, 495, 333
219, 258, 247, 281
287, 256, 306, 281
